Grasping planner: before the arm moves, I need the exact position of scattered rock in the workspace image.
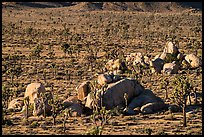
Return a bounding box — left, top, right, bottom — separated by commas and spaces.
8, 97, 24, 112
105, 59, 127, 73
24, 83, 46, 104
63, 96, 80, 108
76, 81, 91, 101
97, 73, 113, 85
162, 61, 179, 74
165, 41, 179, 54
185, 53, 202, 68
63, 96, 83, 116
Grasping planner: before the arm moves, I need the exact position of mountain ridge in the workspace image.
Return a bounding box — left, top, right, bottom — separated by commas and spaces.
2, 2, 202, 12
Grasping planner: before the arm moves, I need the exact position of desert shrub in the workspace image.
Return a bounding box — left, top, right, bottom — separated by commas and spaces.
170, 75, 193, 127
30, 44, 44, 59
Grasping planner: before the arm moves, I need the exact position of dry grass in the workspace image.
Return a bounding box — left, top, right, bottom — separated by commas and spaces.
2, 5, 202, 135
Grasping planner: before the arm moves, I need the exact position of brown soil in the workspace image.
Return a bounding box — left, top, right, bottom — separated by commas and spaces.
2, 5, 202, 135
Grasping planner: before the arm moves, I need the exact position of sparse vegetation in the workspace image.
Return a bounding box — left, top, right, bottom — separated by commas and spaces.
2, 2, 202, 135
170, 75, 194, 127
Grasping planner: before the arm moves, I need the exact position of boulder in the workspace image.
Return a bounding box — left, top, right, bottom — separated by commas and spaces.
114, 59, 127, 72
162, 61, 179, 74
97, 73, 121, 85
105, 59, 114, 71
24, 83, 46, 104
113, 70, 123, 75
97, 74, 113, 85
105, 59, 127, 72
101, 78, 145, 109
33, 93, 52, 116
177, 53, 184, 62
133, 57, 143, 66
85, 92, 95, 109
160, 49, 167, 60
112, 59, 121, 70
143, 55, 150, 66
63, 96, 80, 108
153, 54, 161, 61
67, 103, 83, 117
63, 96, 83, 117
76, 81, 91, 101
22, 83, 52, 116
126, 89, 166, 114
140, 102, 166, 114
185, 53, 202, 68
150, 58, 164, 73
8, 97, 24, 112
165, 41, 179, 54
126, 53, 137, 64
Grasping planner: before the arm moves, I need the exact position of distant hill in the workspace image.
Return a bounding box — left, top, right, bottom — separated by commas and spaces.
2, 2, 202, 12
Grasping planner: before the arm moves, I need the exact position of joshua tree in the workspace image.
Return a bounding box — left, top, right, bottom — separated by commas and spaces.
30, 44, 44, 59
47, 44, 55, 59
50, 63, 57, 79
2, 85, 13, 109
40, 92, 49, 118
85, 82, 112, 135
63, 108, 72, 133
24, 96, 30, 120
170, 75, 193, 127
124, 93, 128, 111
43, 69, 47, 85
48, 94, 61, 126
61, 43, 70, 58
160, 78, 169, 100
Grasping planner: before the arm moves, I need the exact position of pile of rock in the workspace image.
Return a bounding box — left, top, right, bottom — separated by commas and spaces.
126, 52, 150, 67
8, 83, 53, 116
104, 59, 127, 74
150, 41, 202, 74
75, 76, 166, 115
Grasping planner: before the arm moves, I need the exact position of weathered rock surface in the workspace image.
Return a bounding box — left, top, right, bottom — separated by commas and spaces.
22, 83, 52, 116
33, 93, 53, 116
63, 96, 83, 116
126, 89, 165, 114
97, 73, 113, 85
162, 61, 179, 74
76, 81, 91, 101
165, 41, 179, 54
101, 78, 145, 109
8, 97, 24, 112
185, 53, 202, 68
97, 73, 121, 85
24, 83, 46, 104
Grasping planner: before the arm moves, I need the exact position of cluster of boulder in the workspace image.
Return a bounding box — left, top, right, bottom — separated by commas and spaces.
64, 71, 168, 115
126, 52, 150, 68
8, 75, 167, 117
8, 83, 53, 116
104, 59, 127, 74
149, 41, 202, 74
7, 41, 201, 117
104, 41, 202, 75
